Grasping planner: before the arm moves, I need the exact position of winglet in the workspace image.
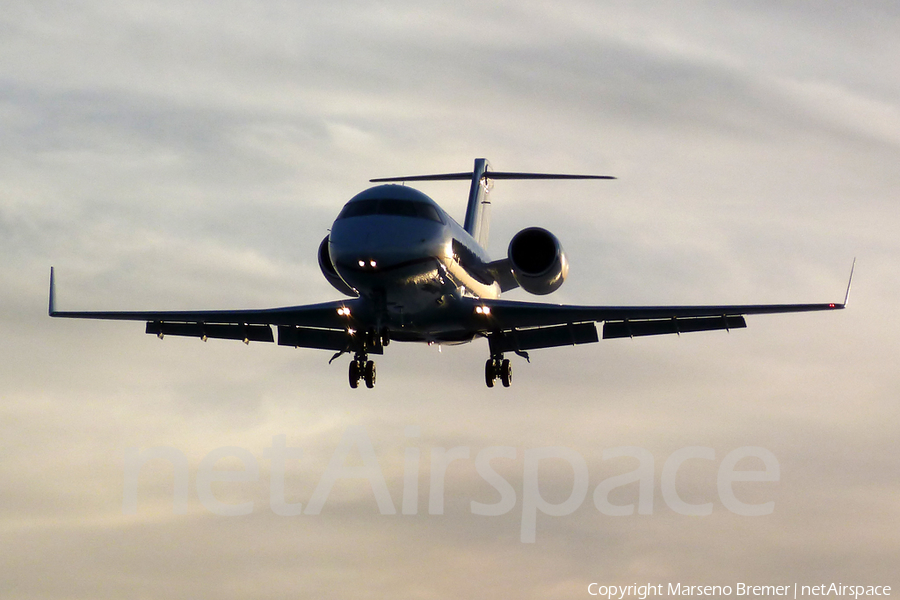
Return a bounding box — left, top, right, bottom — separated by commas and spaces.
842, 258, 856, 307
49, 267, 57, 316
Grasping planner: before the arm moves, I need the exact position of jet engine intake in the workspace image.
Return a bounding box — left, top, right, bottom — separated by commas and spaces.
318, 236, 358, 297
507, 227, 568, 295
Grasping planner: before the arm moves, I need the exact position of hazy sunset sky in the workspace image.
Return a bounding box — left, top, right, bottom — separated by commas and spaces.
2, 2, 898, 598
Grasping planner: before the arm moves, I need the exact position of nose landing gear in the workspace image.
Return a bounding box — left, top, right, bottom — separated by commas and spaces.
484, 355, 512, 388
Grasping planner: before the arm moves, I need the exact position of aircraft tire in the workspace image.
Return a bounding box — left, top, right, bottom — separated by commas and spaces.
500, 359, 512, 388
349, 361, 360, 389
485, 359, 495, 388
364, 361, 376, 388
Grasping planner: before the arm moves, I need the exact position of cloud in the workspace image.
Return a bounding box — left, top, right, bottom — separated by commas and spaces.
2, 1, 899, 598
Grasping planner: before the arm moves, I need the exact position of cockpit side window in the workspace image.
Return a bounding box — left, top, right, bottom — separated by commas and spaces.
338, 199, 379, 219
338, 199, 444, 223
414, 203, 443, 223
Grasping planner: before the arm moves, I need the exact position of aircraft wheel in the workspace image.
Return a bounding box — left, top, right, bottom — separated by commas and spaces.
500, 359, 512, 388
364, 360, 376, 388
349, 361, 360, 389
485, 359, 496, 388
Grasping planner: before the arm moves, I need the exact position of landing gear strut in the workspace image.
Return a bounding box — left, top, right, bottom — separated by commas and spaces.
484, 355, 512, 388
366, 329, 390, 350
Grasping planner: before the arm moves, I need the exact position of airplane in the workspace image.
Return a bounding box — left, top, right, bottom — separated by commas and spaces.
49, 158, 852, 389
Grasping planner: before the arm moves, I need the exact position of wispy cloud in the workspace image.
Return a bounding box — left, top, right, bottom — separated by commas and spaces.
2, 1, 898, 598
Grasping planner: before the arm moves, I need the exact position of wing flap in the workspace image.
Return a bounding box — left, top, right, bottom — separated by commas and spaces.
146, 321, 275, 343
278, 325, 348, 350
602, 315, 746, 339
276, 325, 385, 354
489, 322, 599, 353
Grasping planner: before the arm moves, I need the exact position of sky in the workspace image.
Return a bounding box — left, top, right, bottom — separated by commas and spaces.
2, 1, 899, 598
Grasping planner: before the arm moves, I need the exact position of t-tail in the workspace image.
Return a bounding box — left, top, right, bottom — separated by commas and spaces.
370, 158, 616, 248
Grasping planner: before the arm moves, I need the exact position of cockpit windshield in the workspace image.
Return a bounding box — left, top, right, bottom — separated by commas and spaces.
337, 199, 443, 223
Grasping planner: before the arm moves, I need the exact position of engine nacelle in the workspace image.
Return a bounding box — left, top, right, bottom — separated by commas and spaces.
507, 227, 568, 295
318, 236, 357, 297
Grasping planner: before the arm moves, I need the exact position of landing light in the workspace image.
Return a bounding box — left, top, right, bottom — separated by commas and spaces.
358, 260, 365, 267
475, 305, 491, 315
337, 307, 351, 316
369, 260, 377, 268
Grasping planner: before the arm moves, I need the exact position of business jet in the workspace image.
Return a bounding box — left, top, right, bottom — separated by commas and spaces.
49, 159, 851, 388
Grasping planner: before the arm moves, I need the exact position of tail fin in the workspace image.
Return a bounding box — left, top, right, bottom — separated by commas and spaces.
464, 158, 492, 247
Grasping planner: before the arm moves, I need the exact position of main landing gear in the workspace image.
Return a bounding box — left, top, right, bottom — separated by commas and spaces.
349, 352, 376, 389
485, 355, 512, 388
347, 328, 388, 389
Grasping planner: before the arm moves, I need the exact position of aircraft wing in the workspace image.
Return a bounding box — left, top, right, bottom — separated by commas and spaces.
470, 261, 852, 354
469, 295, 848, 356
48, 268, 361, 348
477, 297, 845, 338
49, 300, 357, 324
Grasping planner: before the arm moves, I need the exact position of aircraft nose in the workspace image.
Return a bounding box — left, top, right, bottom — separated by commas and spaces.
329, 216, 447, 272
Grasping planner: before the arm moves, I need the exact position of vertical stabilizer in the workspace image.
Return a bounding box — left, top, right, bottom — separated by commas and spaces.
463, 158, 491, 247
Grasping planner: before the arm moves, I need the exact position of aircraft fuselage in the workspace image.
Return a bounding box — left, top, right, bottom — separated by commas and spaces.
328, 184, 499, 342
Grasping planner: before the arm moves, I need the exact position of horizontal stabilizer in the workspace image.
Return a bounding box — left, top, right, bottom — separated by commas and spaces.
482, 172, 615, 180
371, 172, 615, 183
